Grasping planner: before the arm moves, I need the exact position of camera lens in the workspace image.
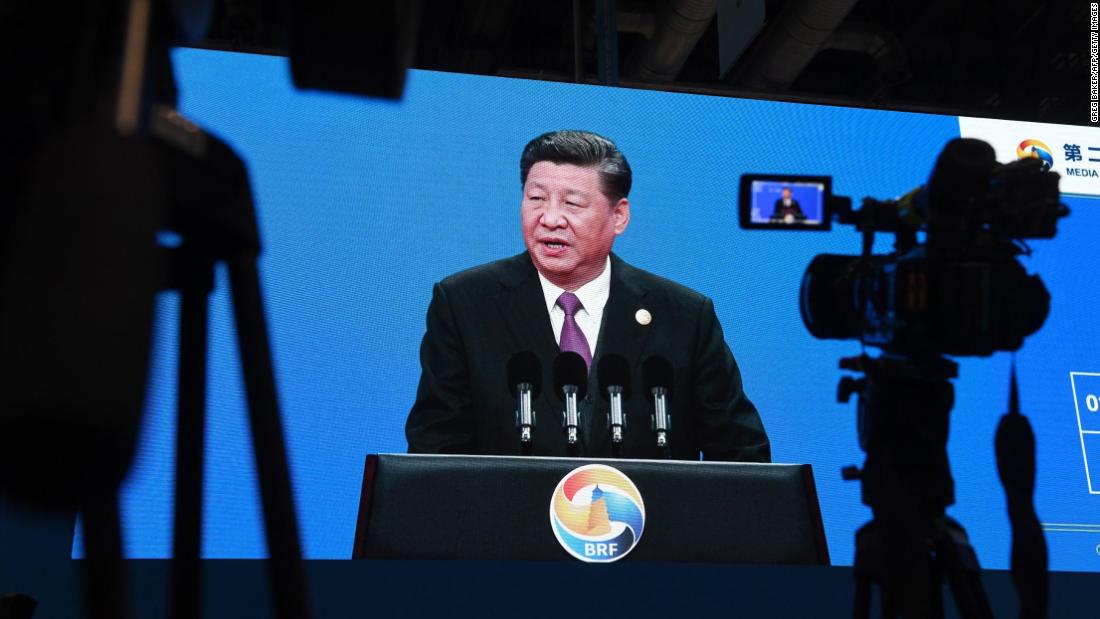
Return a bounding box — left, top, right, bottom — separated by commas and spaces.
800, 254, 866, 341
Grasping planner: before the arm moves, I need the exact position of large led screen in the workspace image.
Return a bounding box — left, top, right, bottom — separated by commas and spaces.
75, 48, 1100, 573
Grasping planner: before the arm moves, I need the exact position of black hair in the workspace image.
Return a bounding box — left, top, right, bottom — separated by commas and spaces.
519, 130, 632, 202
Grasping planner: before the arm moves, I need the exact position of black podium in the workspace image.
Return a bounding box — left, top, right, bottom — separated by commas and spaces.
352, 454, 829, 564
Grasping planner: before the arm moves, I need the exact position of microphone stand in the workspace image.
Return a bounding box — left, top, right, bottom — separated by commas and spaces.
515, 382, 536, 456
562, 384, 581, 457
607, 384, 625, 458
651, 386, 671, 459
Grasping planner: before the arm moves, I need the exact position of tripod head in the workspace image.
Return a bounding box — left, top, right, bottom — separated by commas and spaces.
838, 353, 958, 517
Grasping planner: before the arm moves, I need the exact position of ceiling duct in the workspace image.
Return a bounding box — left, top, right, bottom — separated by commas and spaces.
732, 0, 860, 91
823, 21, 910, 93
626, 0, 718, 82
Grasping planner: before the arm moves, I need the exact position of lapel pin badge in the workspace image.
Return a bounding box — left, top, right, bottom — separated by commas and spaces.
635, 309, 652, 326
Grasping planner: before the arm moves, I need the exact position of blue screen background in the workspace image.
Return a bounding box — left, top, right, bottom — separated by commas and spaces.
74, 48, 1100, 572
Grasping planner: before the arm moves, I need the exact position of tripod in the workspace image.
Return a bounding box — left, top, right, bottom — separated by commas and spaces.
1, 111, 312, 619
839, 354, 992, 619
154, 107, 311, 619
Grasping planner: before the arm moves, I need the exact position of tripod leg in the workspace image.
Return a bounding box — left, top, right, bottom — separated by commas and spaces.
81, 485, 128, 619
852, 521, 917, 619
226, 255, 310, 619
853, 573, 872, 619
171, 265, 211, 619
852, 522, 877, 619
935, 519, 994, 619
877, 518, 941, 619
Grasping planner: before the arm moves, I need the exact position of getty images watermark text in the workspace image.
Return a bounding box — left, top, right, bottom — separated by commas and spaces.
1091, 3, 1098, 122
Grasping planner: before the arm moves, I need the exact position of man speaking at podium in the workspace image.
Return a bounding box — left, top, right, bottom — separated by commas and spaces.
770, 187, 807, 224
405, 130, 769, 462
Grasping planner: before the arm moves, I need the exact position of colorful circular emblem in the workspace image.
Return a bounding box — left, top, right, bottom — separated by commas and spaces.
1017, 139, 1054, 171
549, 464, 645, 563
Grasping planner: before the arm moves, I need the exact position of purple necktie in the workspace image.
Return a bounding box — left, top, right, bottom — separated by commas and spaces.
556, 292, 592, 370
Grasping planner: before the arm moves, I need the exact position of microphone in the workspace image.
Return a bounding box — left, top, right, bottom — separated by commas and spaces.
597, 354, 631, 454
507, 352, 542, 452
553, 351, 588, 449
642, 356, 674, 455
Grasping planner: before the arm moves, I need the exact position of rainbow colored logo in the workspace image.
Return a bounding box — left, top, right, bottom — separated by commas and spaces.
1017, 139, 1054, 171
549, 464, 646, 563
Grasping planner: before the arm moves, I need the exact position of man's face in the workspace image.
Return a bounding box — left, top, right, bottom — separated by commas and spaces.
782, 188, 792, 200
521, 161, 630, 290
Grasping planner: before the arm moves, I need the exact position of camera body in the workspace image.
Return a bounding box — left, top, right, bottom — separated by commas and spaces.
802, 246, 1050, 357
741, 138, 1068, 357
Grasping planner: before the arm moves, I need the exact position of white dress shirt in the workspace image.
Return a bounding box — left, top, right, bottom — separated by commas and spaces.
536, 256, 612, 359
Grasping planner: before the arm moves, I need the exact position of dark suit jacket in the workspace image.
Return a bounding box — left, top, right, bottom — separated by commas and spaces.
405, 252, 770, 462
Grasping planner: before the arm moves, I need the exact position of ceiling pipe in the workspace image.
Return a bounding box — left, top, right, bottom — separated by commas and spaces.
625, 0, 717, 82
823, 21, 911, 92
617, 10, 656, 38
732, 0, 860, 91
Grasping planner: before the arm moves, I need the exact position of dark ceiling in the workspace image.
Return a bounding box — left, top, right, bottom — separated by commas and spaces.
196, 0, 1091, 126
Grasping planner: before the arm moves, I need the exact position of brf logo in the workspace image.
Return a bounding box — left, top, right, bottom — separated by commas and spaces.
1016, 139, 1054, 171
549, 464, 646, 563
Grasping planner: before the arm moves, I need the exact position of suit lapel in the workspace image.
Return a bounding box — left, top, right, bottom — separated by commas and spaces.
588, 253, 651, 455
496, 253, 564, 454
496, 253, 559, 362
